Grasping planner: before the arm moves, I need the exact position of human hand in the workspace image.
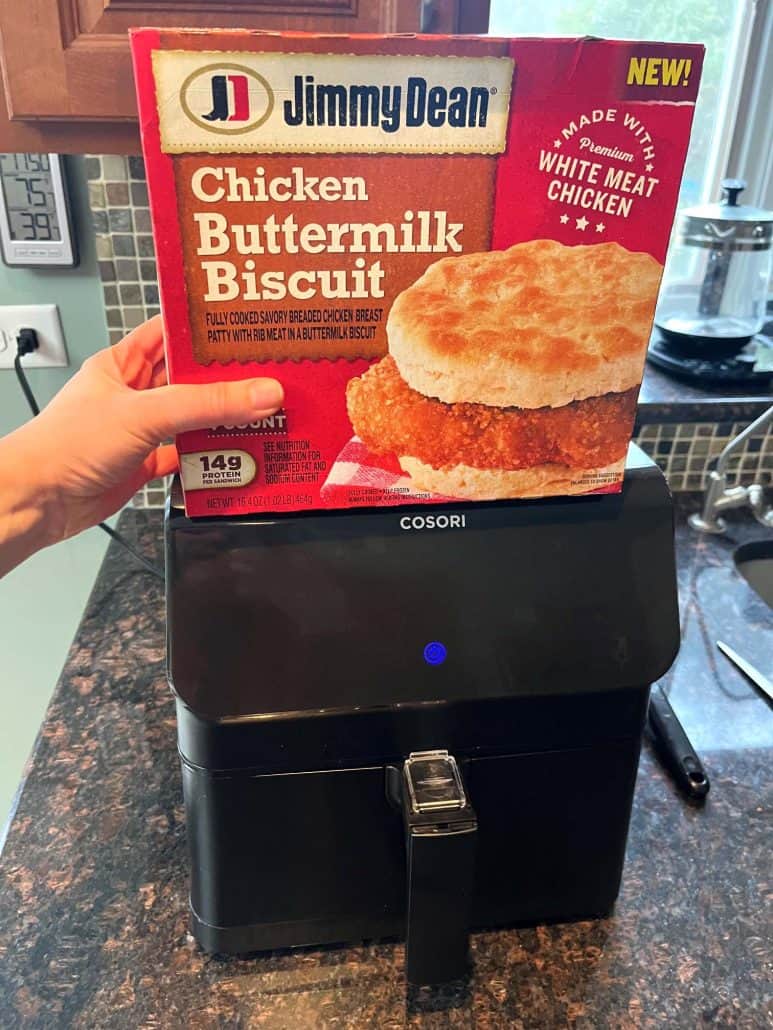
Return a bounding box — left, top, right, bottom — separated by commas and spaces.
0, 316, 283, 573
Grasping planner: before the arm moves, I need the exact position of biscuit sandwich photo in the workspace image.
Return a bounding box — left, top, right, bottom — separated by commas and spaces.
346, 239, 663, 500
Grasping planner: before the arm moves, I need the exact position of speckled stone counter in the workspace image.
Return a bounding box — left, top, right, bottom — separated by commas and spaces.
636, 324, 773, 425
0, 502, 771, 1029
637, 362, 772, 425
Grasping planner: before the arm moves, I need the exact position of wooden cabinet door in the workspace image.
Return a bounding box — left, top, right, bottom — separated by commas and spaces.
0, 0, 490, 152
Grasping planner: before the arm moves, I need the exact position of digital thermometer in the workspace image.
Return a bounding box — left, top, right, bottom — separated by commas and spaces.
0, 153, 77, 267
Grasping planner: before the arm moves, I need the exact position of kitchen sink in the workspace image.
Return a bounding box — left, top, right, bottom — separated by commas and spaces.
734, 541, 773, 608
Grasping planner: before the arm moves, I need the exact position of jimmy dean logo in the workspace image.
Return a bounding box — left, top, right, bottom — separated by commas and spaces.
154, 51, 514, 154
282, 74, 491, 133
180, 64, 274, 135
204, 74, 250, 123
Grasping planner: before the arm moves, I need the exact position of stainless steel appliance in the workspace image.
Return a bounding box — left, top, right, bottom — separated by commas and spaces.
655, 179, 772, 355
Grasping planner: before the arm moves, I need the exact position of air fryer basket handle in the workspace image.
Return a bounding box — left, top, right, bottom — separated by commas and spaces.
399, 751, 477, 985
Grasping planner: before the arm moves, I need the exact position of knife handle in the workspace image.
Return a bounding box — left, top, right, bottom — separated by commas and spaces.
648, 686, 710, 801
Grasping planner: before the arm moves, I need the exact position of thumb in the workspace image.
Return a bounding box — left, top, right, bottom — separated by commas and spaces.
132, 378, 284, 439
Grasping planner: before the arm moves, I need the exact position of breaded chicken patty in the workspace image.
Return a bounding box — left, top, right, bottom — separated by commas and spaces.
346, 356, 636, 471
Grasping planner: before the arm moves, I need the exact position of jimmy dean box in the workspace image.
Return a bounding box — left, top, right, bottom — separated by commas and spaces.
130, 29, 703, 517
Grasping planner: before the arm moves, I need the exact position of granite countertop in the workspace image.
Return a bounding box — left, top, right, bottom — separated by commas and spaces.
635, 324, 773, 425
637, 361, 772, 425
1, 502, 771, 1028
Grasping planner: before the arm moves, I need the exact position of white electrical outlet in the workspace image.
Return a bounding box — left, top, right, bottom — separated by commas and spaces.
0, 304, 68, 368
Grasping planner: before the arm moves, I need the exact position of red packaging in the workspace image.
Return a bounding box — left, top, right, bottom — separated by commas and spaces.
130, 29, 703, 516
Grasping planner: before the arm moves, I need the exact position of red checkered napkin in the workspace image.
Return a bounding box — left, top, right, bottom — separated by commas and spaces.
321, 437, 455, 507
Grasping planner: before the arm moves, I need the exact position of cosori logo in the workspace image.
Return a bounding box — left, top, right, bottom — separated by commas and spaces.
180, 64, 274, 135
399, 514, 467, 530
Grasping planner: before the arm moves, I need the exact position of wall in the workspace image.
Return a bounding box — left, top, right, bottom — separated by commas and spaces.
0, 156, 110, 831
0, 157, 108, 425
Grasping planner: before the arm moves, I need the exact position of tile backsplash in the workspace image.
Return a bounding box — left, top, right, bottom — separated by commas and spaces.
634, 420, 772, 492
85, 154, 772, 506
86, 155, 159, 343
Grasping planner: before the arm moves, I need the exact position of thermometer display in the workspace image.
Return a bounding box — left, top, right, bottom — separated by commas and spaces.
0, 154, 61, 241
0, 154, 76, 266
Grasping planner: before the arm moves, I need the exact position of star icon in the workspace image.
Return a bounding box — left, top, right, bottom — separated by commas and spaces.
553, 139, 562, 148
645, 163, 654, 171
576, 216, 589, 231
595, 222, 605, 233
560, 213, 569, 224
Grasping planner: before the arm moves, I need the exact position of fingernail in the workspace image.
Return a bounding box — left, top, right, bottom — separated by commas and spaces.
249, 378, 283, 411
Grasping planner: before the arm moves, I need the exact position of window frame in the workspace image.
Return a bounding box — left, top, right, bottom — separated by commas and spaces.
726, 0, 772, 208
471, 0, 772, 207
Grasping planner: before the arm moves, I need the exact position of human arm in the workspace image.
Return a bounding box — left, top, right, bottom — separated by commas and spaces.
0, 317, 282, 577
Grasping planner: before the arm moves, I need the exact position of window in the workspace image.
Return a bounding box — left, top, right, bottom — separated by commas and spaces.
488, 0, 755, 209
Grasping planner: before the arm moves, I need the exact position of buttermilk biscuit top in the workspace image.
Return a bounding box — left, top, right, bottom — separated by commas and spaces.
387, 240, 663, 410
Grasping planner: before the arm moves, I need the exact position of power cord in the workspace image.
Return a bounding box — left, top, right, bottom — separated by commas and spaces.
14, 332, 40, 415
14, 328, 165, 581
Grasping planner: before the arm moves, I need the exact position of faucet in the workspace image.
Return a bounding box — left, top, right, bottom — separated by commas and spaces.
689, 404, 773, 533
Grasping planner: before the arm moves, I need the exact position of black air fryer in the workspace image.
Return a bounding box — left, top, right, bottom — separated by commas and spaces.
165, 445, 679, 985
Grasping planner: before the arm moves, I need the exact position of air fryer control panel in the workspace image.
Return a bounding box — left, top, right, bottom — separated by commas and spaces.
166, 448, 678, 720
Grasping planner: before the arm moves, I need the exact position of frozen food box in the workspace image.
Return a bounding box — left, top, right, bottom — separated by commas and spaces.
130, 29, 703, 516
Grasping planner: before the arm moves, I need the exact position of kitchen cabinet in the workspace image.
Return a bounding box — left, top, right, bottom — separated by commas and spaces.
0, 0, 489, 153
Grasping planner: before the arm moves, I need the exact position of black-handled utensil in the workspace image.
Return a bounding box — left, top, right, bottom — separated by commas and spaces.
648, 685, 710, 801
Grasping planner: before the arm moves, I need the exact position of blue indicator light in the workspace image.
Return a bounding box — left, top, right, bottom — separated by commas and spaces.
423, 641, 447, 666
